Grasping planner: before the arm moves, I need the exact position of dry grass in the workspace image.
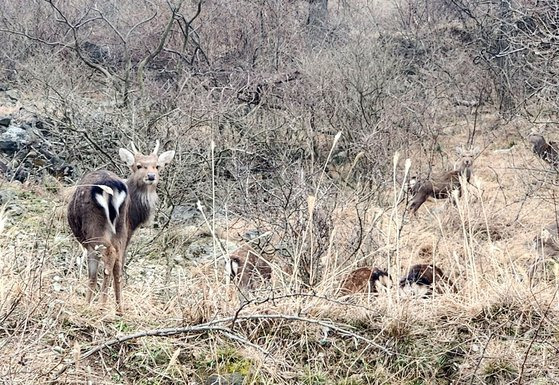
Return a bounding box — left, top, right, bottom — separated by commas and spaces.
1, 128, 559, 385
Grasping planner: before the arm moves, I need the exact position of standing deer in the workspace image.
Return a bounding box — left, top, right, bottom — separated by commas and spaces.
67, 141, 175, 314
530, 222, 559, 281
408, 146, 479, 215
339, 267, 392, 295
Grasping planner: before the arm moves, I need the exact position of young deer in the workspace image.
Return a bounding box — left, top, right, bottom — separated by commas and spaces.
225, 244, 273, 290
399, 264, 455, 296
339, 267, 392, 295
408, 146, 479, 215
528, 134, 559, 168
67, 141, 175, 314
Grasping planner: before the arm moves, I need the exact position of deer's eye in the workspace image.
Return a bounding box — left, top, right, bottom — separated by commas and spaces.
156, 165, 160, 170
136, 164, 143, 169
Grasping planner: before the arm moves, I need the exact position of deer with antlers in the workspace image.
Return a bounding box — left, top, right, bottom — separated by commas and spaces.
408, 146, 479, 215
67, 140, 175, 314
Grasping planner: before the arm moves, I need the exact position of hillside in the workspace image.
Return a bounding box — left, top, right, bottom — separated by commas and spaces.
1, 110, 558, 384
1, 1, 559, 384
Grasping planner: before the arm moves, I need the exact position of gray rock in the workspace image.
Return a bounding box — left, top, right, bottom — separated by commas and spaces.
7, 203, 24, 217
5, 89, 19, 101
0, 126, 29, 154
171, 204, 202, 224
205, 373, 244, 385
0, 189, 17, 205
0, 117, 11, 127
228, 373, 244, 385
205, 375, 228, 385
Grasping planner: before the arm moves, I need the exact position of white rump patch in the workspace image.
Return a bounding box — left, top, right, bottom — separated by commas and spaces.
94, 191, 115, 234
225, 258, 239, 277
94, 186, 127, 234
111, 189, 127, 231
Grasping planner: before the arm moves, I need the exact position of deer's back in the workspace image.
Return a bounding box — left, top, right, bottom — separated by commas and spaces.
340, 267, 389, 294
67, 170, 129, 248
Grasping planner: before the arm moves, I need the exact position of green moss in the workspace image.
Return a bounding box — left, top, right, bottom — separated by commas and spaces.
300, 366, 327, 385
198, 345, 253, 378
482, 358, 518, 384
114, 319, 133, 333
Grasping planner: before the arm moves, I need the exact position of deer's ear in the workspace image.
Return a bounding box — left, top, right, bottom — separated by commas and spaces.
472, 146, 480, 155
157, 150, 175, 168
455, 146, 463, 156
119, 148, 135, 166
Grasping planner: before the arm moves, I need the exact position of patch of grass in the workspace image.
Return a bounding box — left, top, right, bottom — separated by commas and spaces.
199, 345, 253, 377
300, 366, 328, 385
482, 358, 518, 385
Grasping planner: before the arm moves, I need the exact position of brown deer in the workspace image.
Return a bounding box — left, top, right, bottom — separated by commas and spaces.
225, 244, 273, 290
67, 141, 175, 314
532, 222, 559, 260
408, 146, 479, 215
528, 134, 559, 168
537, 223, 559, 255
530, 222, 559, 281
339, 267, 392, 295
399, 264, 455, 296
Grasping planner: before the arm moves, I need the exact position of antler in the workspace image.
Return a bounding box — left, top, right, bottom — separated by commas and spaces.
152, 139, 160, 155
130, 142, 140, 155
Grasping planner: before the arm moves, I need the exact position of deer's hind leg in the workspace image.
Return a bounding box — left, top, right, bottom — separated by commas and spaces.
99, 245, 117, 308
85, 246, 104, 303
113, 248, 125, 315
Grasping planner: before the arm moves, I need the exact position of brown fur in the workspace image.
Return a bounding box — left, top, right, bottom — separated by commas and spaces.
67, 142, 174, 314
528, 134, 559, 168
408, 147, 479, 215
339, 267, 391, 295
227, 244, 272, 290
400, 264, 455, 294
534, 222, 559, 258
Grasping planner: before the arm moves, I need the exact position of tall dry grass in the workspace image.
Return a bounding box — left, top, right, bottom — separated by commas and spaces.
1, 127, 559, 384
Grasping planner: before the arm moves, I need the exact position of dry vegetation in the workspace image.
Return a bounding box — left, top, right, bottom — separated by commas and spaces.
1, 0, 559, 384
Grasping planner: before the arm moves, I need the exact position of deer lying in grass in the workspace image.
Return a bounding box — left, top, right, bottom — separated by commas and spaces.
528, 134, 559, 168
399, 264, 455, 296
408, 146, 479, 215
339, 267, 392, 295
67, 141, 175, 314
225, 244, 273, 290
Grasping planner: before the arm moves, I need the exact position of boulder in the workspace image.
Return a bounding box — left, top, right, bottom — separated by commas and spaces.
205, 373, 244, 385
0, 117, 11, 127
171, 204, 202, 224
0, 126, 29, 154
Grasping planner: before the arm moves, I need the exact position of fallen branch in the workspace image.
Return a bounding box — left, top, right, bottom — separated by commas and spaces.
50, 324, 264, 381
50, 312, 396, 381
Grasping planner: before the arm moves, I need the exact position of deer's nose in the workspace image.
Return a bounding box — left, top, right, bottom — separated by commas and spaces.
147, 173, 156, 181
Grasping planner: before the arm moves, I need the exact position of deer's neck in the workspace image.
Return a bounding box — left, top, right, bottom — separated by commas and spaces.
457, 164, 472, 182
126, 178, 158, 232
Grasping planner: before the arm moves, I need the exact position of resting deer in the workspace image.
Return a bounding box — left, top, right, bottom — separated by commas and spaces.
399, 264, 455, 296
339, 267, 392, 295
528, 134, 559, 168
67, 141, 175, 314
408, 146, 479, 215
225, 244, 273, 290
